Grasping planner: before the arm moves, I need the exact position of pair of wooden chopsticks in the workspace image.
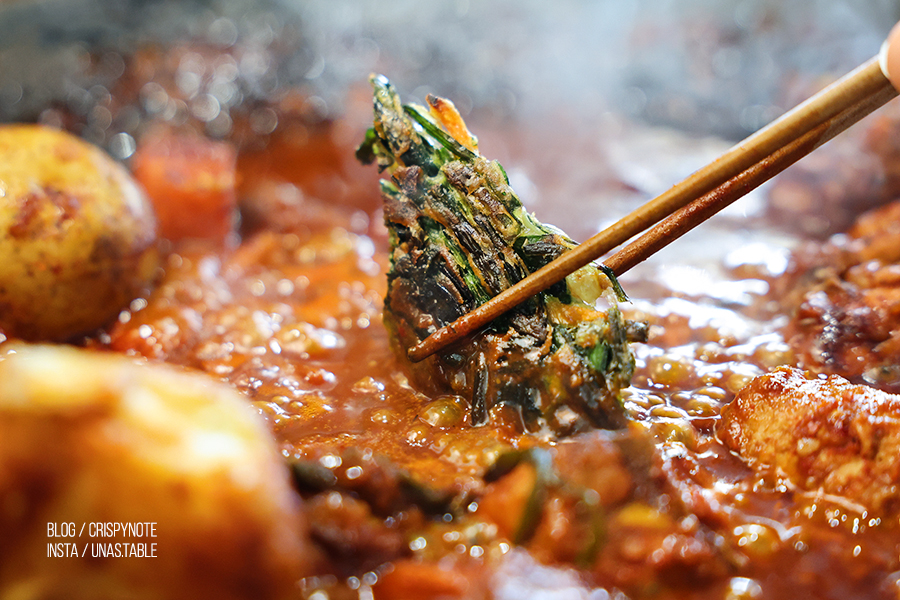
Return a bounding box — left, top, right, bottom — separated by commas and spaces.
408, 56, 899, 363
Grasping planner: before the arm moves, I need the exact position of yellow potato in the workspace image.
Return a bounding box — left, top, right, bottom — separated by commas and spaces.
0, 125, 159, 341
0, 344, 312, 600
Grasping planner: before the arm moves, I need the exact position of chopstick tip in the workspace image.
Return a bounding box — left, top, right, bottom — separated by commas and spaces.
407, 340, 432, 363
408, 322, 459, 362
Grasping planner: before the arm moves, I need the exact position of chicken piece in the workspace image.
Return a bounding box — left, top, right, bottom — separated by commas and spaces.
719, 366, 900, 514
779, 200, 900, 392
846, 198, 900, 264
0, 125, 159, 341
0, 344, 311, 600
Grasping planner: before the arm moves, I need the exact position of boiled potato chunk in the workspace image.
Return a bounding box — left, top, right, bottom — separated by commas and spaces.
0, 344, 312, 600
0, 125, 159, 341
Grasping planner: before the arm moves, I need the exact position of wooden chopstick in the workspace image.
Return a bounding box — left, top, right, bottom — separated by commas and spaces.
604, 78, 899, 276
407, 56, 898, 363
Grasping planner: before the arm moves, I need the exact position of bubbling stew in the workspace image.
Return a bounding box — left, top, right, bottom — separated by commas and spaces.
2, 36, 900, 600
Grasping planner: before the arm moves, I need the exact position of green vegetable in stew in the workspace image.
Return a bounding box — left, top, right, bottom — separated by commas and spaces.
358, 75, 647, 435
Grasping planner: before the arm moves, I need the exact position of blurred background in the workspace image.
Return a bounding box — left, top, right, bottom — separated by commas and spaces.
2, 0, 899, 271
3, 0, 898, 134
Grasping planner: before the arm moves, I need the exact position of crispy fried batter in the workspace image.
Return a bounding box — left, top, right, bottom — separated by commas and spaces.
720, 366, 900, 513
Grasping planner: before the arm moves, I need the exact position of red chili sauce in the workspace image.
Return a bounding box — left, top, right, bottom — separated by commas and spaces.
76, 45, 900, 600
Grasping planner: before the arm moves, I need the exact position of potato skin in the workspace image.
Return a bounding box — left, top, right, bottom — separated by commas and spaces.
0, 125, 159, 340
0, 344, 311, 600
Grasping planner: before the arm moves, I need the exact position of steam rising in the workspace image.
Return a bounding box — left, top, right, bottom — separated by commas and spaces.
1, 0, 898, 138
